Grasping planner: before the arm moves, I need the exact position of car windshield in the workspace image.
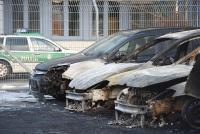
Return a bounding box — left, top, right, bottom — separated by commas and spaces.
124, 38, 176, 63
82, 34, 129, 56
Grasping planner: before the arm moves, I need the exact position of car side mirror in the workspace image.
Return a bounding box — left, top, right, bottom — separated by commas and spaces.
107, 51, 127, 62
115, 51, 127, 59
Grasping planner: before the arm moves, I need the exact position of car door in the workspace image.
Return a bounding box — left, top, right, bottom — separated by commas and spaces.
30, 37, 66, 63
4, 37, 34, 71
5, 37, 33, 63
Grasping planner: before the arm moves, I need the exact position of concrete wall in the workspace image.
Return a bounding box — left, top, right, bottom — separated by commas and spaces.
55, 41, 95, 52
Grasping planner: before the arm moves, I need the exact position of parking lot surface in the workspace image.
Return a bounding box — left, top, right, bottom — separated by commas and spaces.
0, 80, 200, 134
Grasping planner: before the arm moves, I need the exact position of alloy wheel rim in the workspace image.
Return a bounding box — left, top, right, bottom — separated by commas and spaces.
0, 63, 8, 78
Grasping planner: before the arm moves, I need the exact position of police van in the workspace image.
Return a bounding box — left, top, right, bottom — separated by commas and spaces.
0, 33, 76, 78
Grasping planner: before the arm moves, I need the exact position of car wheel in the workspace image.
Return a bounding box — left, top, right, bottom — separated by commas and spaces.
0, 60, 11, 79
182, 98, 200, 129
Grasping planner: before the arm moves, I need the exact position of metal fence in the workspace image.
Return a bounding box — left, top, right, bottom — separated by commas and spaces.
0, 0, 200, 86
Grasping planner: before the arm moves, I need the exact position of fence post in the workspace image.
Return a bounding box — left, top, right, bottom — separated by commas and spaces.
92, 0, 99, 40
185, 0, 189, 26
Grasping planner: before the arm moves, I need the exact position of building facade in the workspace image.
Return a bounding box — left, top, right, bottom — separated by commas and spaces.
0, 0, 200, 50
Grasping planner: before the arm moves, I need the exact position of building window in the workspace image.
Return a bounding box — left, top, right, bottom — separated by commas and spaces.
12, 0, 24, 33
68, 0, 80, 36
28, 0, 40, 32
52, 0, 64, 36
131, 6, 140, 29
92, 1, 104, 36
131, 4, 153, 29
157, 1, 177, 27
108, 1, 119, 35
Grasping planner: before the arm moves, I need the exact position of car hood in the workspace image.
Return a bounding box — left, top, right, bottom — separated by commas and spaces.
35, 53, 93, 71
117, 64, 193, 88
106, 61, 154, 86
62, 59, 106, 79
69, 63, 142, 90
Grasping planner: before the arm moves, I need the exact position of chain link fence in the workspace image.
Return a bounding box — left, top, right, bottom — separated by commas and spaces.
0, 0, 200, 88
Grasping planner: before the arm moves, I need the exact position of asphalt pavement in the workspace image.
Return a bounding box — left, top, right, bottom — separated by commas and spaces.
0, 79, 200, 134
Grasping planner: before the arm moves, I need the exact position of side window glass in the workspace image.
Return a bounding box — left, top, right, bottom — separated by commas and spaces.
187, 38, 200, 53
160, 45, 177, 60
0, 38, 4, 50
31, 38, 58, 52
118, 36, 155, 54
118, 42, 129, 52
138, 39, 175, 63
171, 38, 200, 62
155, 40, 193, 65
0, 38, 3, 44
5, 37, 29, 51
173, 38, 200, 63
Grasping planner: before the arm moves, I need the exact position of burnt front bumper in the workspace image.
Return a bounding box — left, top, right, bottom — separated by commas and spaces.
114, 100, 149, 121
65, 91, 92, 112
29, 70, 48, 96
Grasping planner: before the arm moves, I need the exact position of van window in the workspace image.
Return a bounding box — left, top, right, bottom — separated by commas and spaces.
0, 37, 4, 50
31, 38, 59, 52
5, 37, 29, 51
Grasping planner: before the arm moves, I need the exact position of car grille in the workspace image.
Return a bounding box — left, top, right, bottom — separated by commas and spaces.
30, 79, 40, 91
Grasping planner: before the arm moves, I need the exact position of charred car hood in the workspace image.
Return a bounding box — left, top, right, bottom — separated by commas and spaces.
62, 59, 106, 79
35, 53, 93, 71
69, 63, 142, 90
106, 61, 154, 86
117, 64, 193, 88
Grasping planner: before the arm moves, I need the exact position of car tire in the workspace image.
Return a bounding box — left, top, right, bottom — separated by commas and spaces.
181, 98, 200, 129
0, 60, 11, 79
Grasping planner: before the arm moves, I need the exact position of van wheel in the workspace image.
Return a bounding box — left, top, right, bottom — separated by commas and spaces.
0, 60, 11, 79
182, 98, 200, 129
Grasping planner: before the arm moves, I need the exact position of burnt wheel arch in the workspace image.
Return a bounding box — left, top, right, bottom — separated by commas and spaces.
182, 98, 200, 129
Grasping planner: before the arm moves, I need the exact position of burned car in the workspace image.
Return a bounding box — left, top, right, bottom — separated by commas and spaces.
65, 30, 200, 112
114, 48, 200, 128
30, 28, 186, 100
182, 55, 200, 129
